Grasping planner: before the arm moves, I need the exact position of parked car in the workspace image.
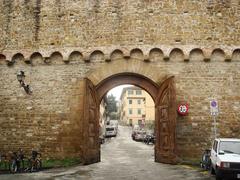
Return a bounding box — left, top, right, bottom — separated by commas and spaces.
144, 131, 155, 144
131, 125, 140, 140
132, 129, 146, 141
105, 126, 117, 137
210, 138, 240, 180
109, 120, 118, 129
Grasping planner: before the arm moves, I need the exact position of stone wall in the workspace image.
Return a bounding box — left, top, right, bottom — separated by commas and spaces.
0, 0, 240, 51
0, 0, 240, 161
0, 47, 240, 160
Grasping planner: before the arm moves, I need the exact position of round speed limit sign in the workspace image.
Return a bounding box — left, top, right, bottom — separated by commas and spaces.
177, 104, 189, 115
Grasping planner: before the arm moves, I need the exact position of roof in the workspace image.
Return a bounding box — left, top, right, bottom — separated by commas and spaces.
120, 86, 142, 100
216, 138, 240, 142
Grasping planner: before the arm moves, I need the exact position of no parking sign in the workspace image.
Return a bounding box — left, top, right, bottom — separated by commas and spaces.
177, 103, 189, 116
210, 100, 219, 116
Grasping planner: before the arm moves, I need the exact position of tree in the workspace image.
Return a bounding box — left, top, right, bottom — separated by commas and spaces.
105, 94, 118, 119
109, 112, 120, 120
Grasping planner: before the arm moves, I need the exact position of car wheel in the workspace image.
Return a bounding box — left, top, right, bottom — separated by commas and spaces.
215, 168, 222, 180
36, 159, 42, 171
215, 173, 222, 180
210, 163, 215, 175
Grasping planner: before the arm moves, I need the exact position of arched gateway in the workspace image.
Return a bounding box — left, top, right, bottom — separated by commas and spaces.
82, 73, 178, 165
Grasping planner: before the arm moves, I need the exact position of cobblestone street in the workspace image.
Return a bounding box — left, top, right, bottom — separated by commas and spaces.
0, 126, 214, 180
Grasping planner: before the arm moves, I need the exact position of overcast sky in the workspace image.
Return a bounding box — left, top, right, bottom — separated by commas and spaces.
107, 84, 133, 101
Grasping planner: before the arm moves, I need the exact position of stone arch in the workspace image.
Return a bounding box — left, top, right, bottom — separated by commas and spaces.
149, 48, 164, 62
130, 48, 144, 60
0, 54, 6, 65
189, 48, 204, 62
83, 70, 177, 164
30, 52, 44, 65
89, 50, 105, 63
68, 51, 83, 64
110, 49, 124, 61
232, 49, 240, 62
86, 59, 168, 87
96, 73, 159, 101
211, 48, 225, 62
50, 52, 64, 65
169, 48, 184, 62
11, 53, 25, 65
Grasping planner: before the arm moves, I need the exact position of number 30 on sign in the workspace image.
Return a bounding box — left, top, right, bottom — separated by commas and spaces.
177, 104, 189, 115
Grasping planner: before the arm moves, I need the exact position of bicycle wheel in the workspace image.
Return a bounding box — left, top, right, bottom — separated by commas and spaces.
10, 160, 18, 173
35, 159, 42, 171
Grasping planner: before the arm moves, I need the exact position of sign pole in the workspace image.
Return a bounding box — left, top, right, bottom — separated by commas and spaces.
210, 99, 219, 140
213, 115, 217, 139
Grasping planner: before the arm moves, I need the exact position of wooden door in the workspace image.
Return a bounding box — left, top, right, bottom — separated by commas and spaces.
83, 78, 100, 165
155, 76, 178, 164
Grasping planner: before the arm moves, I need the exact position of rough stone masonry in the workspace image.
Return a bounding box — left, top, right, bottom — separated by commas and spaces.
0, 0, 240, 162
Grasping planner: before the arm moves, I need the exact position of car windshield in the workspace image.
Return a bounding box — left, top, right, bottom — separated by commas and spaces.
219, 141, 240, 154
106, 128, 114, 131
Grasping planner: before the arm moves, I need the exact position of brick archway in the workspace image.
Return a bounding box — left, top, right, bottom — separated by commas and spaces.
96, 73, 159, 101
82, 73, 178, 164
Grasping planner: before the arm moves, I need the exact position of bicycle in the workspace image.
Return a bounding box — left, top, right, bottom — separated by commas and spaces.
200, 149, 211, 170
26, 150, 42, 172
9, 148, 26, 173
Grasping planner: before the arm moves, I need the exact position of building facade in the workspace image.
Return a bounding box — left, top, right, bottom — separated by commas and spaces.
120, 87, 154, 127
99, 97, 107, 137
0, 1, 240, 163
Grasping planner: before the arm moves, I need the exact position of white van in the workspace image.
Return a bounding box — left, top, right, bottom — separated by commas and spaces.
105, 125, 117, 137
210, 138, 240, 180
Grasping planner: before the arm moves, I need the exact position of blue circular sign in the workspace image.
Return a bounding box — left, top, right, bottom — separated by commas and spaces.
211, 101, 217, 107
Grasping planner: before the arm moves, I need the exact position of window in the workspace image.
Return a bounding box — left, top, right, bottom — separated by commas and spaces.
137, 109, 141, 115
129, 109, 132, 115
106, 127, 114, 131
136, 90, 142, 95
129, 99, 132, 104
213, 141, 218, 152
219, 141, 240, 154
128, 90, 133, 95
137, 99, 141, 104
138, 120, 142, 125
129, 119, 133, 125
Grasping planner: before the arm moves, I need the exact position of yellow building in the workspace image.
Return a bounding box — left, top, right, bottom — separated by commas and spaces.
99, 99, 107, 126
119, 86, 155, 127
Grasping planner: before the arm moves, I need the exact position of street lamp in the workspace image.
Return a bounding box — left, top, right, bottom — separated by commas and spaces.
17, 70, 32, 94
17, 71, 25, 83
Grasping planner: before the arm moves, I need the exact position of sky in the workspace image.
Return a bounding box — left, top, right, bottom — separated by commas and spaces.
107, 84, 133, 101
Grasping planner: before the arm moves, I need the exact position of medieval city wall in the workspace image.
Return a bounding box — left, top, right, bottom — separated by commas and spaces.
0, 0, 240, 160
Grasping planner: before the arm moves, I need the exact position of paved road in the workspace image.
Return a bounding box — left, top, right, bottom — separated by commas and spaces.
0, 126, 214, 180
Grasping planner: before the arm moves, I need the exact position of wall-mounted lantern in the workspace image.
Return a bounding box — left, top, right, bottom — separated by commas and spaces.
17, 71, 32, 94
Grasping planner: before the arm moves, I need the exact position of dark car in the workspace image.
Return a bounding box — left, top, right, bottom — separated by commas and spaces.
144, 131, 155, 144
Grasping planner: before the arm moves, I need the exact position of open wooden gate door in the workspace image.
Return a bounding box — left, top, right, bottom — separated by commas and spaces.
155, 76, 178, 164
83, 78, 100, 165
